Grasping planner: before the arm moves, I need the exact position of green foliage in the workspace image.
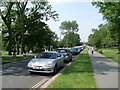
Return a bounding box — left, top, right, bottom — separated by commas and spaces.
1, 1, 59, 54
59, 20, 80, 47
88, 28, 102, 48
60, 32, 81, 47
0, 32, 1, 49
88, 22, 118, 49
98, 49, 103, 54
60, 20, 79, 35
0, 19, 1, 49
92, 1, 120, 51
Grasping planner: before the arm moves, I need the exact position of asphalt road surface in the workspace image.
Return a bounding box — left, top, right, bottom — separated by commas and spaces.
2, 56, 77, 89
2, 59, 52, 89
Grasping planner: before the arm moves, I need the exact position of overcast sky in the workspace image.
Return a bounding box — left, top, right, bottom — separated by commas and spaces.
46, 1, 105, 42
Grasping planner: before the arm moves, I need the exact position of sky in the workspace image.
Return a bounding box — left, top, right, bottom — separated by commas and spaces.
46, 1, 105, 42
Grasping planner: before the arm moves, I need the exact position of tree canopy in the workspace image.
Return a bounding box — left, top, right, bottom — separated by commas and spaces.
60, 20, 79, 35
0, 1, 59, 55
59, 20, 81, 47
88, 23, 117, 48
91, 1, 120, 51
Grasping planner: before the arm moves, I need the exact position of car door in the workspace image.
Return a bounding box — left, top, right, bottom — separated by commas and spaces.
57, 53, 63, 68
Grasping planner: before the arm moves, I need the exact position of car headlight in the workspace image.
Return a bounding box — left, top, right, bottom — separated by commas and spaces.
28, 62, 32, 67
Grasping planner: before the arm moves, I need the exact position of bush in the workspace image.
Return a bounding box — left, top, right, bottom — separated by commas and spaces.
95, 48, 98, 51
98, 49, 103, 54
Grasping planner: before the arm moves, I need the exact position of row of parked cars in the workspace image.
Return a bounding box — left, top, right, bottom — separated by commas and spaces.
27, 46, 85, 74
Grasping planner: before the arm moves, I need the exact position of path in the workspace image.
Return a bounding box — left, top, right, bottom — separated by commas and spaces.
88, 49, 119, 89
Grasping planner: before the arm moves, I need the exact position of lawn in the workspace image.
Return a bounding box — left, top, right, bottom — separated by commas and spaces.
48, 49, 96, 88
1, 56, 25, 63
100, 49, 119, 64
1, 50, 36, 63
2, 50, 8, 56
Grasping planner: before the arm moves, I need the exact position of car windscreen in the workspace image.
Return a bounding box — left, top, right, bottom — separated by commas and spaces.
71, 48, 78, 52
57, 49, 66, 53
37, 52, 57, 59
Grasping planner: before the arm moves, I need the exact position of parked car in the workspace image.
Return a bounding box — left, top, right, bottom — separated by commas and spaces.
57, 48, 72, 63
27, 51, 64, 74
70, 47, 80, 55
77, 46, 84, 52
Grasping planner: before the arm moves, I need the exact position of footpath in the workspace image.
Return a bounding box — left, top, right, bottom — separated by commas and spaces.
88, 49, 119, 89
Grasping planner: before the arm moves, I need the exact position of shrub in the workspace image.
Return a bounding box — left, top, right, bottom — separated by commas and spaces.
98, 49, 103, 54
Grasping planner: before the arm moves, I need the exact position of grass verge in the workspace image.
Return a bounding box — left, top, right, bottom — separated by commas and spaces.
48, 49, 96, 88
99, 49, 119, 64
1, 55, 36, 63
1, 51, 36, 63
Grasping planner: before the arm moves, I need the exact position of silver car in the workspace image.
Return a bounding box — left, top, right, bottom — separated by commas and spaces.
57, 48, 72, 63
27, 51, 64, 74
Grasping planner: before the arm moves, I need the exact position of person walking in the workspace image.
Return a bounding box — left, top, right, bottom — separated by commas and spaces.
91, 47, 94, 54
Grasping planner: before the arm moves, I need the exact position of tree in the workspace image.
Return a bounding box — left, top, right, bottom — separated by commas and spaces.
60, 20, 79, 35
0, 2, 15, 55
0, 25, 1, 57
16, 1, 28, 54
0, 32, 1, 50
1, 1, 59, 55
88, 23, 118, 48
60, 32, 81, 47
88, 28, 102, 48
92, 1, 120, 52
59, 20, 80, 47
24, 2, 59, 52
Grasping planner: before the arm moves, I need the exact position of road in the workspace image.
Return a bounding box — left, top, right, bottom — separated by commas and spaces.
2, 56, 77, 89
2, 59, 52, 89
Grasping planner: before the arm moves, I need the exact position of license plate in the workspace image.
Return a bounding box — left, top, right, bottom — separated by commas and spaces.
33, 66, 42, 69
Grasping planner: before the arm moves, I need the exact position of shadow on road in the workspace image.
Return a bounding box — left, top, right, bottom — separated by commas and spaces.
93, 57, 120, 72
89, 51, 120, 75
2, 59, 65, 76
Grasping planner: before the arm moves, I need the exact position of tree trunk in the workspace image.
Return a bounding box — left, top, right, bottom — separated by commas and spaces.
8, 25, 12, 55
6, 14, 12, 55
0, 2, 14, 55
21, 14, 25, 54
16, 2, 28, 54
17, 45, 19, 55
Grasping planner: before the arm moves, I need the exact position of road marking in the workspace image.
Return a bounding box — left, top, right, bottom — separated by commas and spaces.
30, 78, 48, 90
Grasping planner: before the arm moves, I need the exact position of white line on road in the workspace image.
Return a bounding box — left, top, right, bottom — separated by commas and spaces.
30, 78, 48, 90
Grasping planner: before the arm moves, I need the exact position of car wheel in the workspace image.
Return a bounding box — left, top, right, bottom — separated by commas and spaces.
70, 57, 72, 62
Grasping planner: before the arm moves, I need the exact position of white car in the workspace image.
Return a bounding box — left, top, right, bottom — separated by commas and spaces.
27, 51, 64, 74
